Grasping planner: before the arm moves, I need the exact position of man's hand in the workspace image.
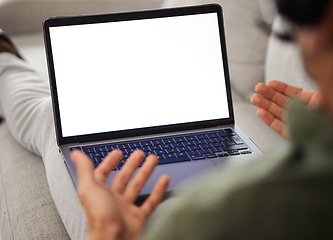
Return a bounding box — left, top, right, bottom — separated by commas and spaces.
71, 149, 170, 240
251, 80, 322, 137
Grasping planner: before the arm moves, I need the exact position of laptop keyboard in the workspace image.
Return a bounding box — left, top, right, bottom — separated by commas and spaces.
70, 128, 252, 170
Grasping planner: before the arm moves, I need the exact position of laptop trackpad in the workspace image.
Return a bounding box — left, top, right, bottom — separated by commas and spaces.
139, 160, 218, 195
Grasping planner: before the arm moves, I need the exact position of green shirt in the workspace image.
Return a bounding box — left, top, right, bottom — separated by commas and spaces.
143, 100, 333, 240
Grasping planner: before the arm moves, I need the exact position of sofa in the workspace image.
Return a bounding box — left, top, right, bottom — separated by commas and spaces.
0, 0, 314, 239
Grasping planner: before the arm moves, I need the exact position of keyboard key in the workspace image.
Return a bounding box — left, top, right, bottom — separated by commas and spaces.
175, 152, 187, 158
129, 142, 141, 148
156, 154, 165, 160
197, 134, 208, 140
141, 141, 153, 146
185, 136, 197, 141
140, 146, 150, 152
106, 145, 118, 151
183, 141, 195, 146
158, 156, 191, 164
178, 146, 190, 152
218, 131, 229, 137
229, 151, 240, 156
217, 153, 229, 157
201, 144, 212, 149
211, 148, 223, 153
217, 137, 229, 142
117, 144, 129, 149
70, 147, 81, 151
222, 144, 248, 151
205, 153, 217, 158
82, 148, 95, 154
172, 143, 184, 148
191, 155, 206, 161
206, 138, 218, 143
164, 153, 176, 159
188, 150, 200, 156
154, 149, 167, 155
224, 129, 236, 136
95, 147, 107, 152
195, 140, 206, 145
164, 138, 176, 144
189, 145, 201, 151
240, 150, 252, 154
228, 136, 244, 145
161, 144, 173, 149
127, 149, 136, 154
175, 155, 191, 162
167, 148, 178, 154
199, 149, 211, 154
224, 141, 235, 146
152, 140, 163, 145
174, 137, 186, 142
150, 145, 162, 150
207, 133, 219, 138
145, 151, 154, 156
91, 152, 104, 158
212, 142, 223, 148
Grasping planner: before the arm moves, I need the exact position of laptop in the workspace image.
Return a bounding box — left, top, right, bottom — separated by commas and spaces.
43, 4, 262, 196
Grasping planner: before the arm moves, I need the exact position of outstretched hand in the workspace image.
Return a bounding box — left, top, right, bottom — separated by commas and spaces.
71, 149, 170, 240
251, 80, 322, 137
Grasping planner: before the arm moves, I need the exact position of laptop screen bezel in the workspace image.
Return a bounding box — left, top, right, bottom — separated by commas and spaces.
43, 4, 235, 146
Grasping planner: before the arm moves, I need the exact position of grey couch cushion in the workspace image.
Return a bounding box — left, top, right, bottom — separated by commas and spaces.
0, 122, 69, 239
265, 16, 317, 90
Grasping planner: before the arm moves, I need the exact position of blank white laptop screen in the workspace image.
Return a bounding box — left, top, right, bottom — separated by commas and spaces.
49, 12, 229, 137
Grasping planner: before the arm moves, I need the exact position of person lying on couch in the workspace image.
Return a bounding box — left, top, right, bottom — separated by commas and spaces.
72, 0, 333, 239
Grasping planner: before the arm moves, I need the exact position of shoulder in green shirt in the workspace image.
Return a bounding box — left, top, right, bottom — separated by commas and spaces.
143, 100, 333, 240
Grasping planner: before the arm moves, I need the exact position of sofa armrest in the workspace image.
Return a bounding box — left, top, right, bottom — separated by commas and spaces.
265, 16, 317, 90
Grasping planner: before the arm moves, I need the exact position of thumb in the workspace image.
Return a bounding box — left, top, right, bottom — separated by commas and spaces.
71, 150, 95, 187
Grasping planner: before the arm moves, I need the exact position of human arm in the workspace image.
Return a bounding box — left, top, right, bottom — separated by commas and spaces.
251, 80, 322, 137
70, 149, 170, 240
